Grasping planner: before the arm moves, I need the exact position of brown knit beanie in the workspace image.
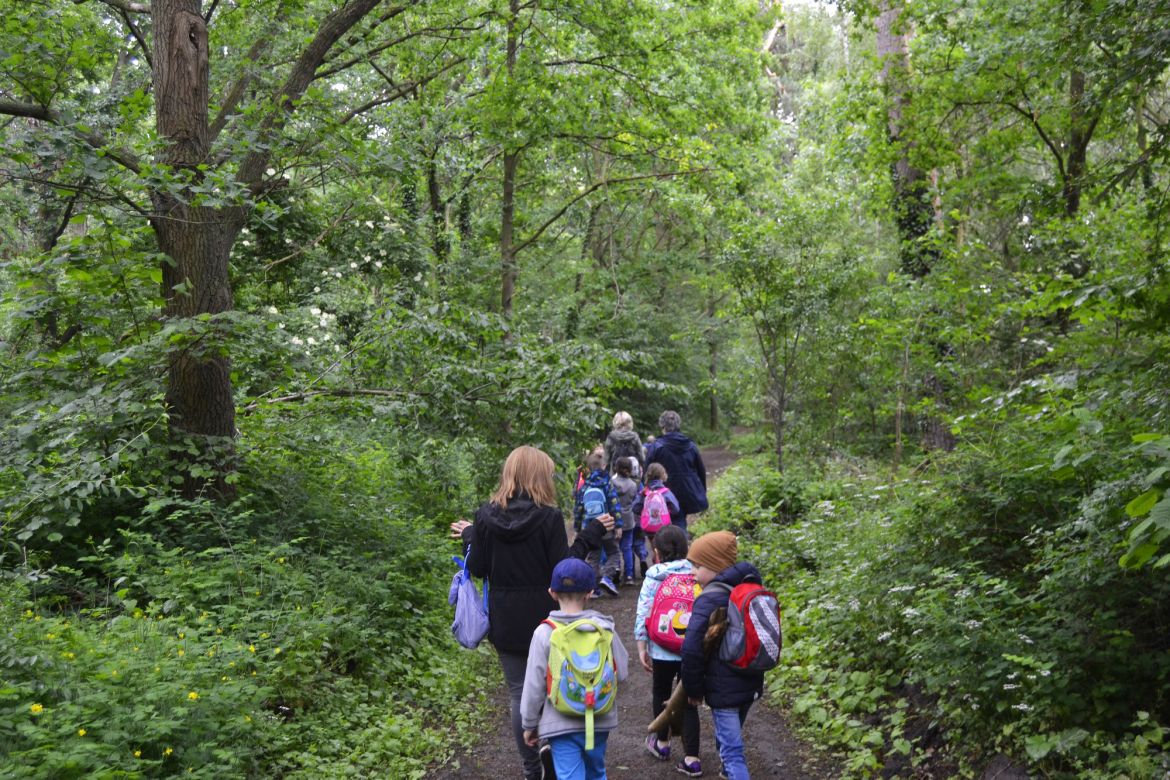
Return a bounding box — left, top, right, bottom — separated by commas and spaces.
688, 530, 738, 573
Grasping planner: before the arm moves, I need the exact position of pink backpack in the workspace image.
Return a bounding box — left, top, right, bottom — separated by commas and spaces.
645, 572, 699, 653
639, 487, 672, 534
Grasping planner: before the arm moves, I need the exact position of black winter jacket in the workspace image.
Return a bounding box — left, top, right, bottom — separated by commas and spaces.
680, 562, 766, 708
646, 431, 708, 515
460, 493, 605, 655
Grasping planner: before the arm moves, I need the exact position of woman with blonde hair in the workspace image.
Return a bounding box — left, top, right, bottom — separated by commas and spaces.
604, 410, 646, 477
450, 445, 613, 780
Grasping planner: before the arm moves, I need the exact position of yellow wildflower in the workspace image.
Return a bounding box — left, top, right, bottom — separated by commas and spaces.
248, 644, 256, 653
29, 703, 44, 715
274, 647, 282, 655
78, 728, 87, 737
187, 691, 199, 701
164, 747, 173, 756
178, 632, 185, 639
259, 632, 269, 639
134, 750, 142, 758
177, 649, 185, 657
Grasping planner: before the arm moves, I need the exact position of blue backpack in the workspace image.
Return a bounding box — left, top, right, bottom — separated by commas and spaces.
581, 485, 607, 521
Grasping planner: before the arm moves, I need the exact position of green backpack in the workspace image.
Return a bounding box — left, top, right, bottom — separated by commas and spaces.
543, 617, 618, 750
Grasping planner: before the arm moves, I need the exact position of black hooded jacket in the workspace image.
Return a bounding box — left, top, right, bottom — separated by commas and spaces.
460, 493, 605, 655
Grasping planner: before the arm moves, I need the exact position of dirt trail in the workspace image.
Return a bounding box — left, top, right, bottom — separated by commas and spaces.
430, 446, 836, 779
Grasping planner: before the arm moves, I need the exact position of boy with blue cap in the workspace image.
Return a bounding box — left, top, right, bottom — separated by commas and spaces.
521, 558, 630, 780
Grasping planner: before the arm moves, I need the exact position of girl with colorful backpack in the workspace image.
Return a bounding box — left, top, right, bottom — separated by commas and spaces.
632, 525, 704, 777
630, 463, 683, 535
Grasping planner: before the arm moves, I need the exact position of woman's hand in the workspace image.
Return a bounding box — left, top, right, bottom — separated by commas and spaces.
449, 519, 472, 539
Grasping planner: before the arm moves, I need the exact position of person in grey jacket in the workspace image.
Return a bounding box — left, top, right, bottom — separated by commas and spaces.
521, 558, 630, 779
604, 410, 646, 477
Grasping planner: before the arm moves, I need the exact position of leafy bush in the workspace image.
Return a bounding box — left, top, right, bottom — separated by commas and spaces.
707, 446, 1170, 778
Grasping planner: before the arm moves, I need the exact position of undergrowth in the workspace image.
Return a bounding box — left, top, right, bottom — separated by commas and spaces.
0, 420, 497, 778
697, 446, 1170, 779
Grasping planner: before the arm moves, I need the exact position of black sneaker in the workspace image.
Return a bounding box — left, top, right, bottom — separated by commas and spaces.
540, 742, 557, 780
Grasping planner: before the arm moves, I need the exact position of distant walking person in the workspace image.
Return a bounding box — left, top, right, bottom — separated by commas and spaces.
604, 411, 646, 479
645, 411, 707, 531
450, 446, 613, 780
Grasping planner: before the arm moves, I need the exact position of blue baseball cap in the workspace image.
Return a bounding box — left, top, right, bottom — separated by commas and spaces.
550, 558, 596, 593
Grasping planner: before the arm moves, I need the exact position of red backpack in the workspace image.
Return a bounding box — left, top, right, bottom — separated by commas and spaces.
645, 572, 699, 653
709, 582, 782, 672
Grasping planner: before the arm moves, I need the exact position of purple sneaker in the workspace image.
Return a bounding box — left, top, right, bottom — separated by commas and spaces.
676, 757, 702, 777
645, 734, 670, 761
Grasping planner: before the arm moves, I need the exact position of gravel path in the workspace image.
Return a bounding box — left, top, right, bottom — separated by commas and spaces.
429, 446, 837, 780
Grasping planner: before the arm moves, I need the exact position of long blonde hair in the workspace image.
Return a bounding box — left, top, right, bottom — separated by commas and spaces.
490, 446, 558, 508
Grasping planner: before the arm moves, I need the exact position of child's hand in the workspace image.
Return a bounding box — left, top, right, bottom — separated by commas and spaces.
594, 513, 615, 532
638, 643, 653, 673
615, 528, 623, 540
523, 728, 539, 747
449, 519, 471, 539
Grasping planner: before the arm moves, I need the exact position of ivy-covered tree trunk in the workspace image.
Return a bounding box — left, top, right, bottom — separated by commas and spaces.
152, 0, 240, 499
876, 1, 935, 278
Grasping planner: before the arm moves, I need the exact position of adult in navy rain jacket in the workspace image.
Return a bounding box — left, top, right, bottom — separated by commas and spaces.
645, 410, 708, 526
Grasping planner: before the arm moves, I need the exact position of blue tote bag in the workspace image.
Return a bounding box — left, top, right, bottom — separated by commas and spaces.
449, 554, 490, 649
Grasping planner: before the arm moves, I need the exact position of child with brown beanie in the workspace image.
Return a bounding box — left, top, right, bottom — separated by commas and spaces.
679, 531, 768, 780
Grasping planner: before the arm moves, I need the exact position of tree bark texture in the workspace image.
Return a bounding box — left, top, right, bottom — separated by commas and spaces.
152, 0, 240, 498
499, 0, 521, 320
876, 1, 935, 277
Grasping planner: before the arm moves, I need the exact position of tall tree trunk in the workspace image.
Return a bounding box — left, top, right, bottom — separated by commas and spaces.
876, 1, 935, 277
500, 0, 520, 320
153, 0, 239, 499
1065, 68, 1087, 218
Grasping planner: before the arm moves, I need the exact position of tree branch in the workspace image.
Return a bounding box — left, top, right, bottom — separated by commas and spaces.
0, 100, 141, 174
209, 36, 272, 145
236, 0, 406, 190
511, 169, 708, 256
79, 0, 150, 13
338, 56, 466, 124
263, 204, 354, 270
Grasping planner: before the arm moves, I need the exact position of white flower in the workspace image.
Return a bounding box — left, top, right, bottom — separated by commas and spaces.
266, 168, 276, 176
877, 631, 893, 643
309, 307, 321, 316
290, 337, 303, 346
266, 306, 279, 315
1003, 683, 1020, 690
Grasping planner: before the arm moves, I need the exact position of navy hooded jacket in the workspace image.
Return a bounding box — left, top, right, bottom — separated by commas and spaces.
646, 431, 708, 515
680, 562, 766, 708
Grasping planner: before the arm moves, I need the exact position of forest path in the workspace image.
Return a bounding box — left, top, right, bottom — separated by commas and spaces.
430, 446, 836, 779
